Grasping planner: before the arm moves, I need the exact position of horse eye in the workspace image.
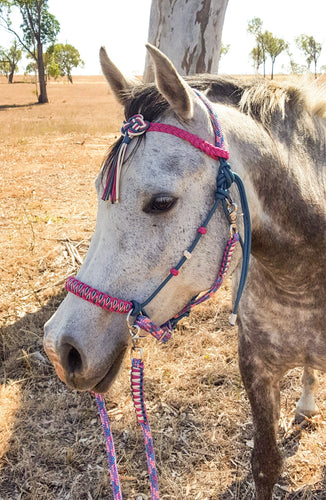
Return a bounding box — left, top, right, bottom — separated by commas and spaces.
144, 194, 177, 213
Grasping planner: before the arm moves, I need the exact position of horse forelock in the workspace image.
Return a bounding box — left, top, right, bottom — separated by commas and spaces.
101, 76, 238, 185
101, 78, 206, 186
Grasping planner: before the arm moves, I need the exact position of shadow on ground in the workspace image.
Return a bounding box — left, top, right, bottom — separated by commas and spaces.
1, 294, 326, 499
0, 292, 110, 500
0, 102, 39, 110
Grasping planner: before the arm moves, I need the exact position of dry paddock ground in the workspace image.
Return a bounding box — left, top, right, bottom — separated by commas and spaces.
1, 75, 326, 500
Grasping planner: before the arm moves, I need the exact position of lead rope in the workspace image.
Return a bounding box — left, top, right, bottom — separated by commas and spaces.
91, 355, 159, 500
131, 358, 159, 499
92, 392, 123, 500
92, 357, 159, 500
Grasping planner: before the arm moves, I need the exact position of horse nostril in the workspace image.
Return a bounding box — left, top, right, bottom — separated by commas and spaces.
65, 345, 83, 375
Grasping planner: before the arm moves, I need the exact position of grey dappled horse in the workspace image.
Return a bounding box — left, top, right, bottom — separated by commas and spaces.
44, 45, 326, 499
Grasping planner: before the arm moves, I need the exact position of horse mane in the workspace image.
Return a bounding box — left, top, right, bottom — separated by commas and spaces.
198, 75, 326, 129
102, 75, 326, 182
121, 74, 326, 128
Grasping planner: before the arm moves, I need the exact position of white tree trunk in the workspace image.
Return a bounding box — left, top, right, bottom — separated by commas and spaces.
144, 0, 229, 82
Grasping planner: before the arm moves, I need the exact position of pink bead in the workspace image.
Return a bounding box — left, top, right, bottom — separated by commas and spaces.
170, 268, 179, 276
197, 227, 207, 234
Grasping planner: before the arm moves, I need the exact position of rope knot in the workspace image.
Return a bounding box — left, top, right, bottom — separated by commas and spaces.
215, 158, 235, 201
218, 158, 235, 189
121, 114, 150, 139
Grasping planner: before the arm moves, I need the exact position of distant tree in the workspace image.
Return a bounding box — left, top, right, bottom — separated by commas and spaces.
25, 60, 36, 74
0, 0, 60, 102
248, 16, 263, 38
44, 44, 59, 79
220, 42, 230, 59
248, 17, 267, 77
295, 34, 322, 78
52, 43, 84, 83
264, 31, 288, 79
250, 45, 264, 73
287, 49, 305, 75
0, 58, 10, 78
0, 39, 21, 82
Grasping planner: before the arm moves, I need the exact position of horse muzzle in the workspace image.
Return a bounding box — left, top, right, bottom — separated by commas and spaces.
43, 297, 129, 392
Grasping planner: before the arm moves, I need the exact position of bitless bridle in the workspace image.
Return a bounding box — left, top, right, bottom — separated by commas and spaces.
64, 91, 251, 499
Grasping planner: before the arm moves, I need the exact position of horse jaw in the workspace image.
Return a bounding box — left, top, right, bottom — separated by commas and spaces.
146, 43, 194, 121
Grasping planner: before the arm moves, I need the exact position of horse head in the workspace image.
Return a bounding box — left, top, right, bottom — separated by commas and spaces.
43, 45, 242, 393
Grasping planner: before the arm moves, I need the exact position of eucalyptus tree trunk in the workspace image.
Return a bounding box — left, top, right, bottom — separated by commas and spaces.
144, 0, 229, 82
37, 42, 48, 103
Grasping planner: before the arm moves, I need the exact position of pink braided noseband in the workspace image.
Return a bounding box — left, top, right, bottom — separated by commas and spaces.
65, 276, 133, 314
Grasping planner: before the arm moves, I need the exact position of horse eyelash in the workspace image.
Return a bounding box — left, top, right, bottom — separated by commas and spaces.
143, 195, 177, 214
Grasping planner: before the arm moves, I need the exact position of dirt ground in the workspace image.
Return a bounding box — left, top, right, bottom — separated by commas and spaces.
1, 76, 326, 500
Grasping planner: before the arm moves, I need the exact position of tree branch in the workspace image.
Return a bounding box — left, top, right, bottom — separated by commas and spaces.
25, 4, 38, 41
0, 14, 35, 59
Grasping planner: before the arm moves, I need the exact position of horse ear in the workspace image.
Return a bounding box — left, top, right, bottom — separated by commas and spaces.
146, 44, 194, 121
99, 47, 134, 105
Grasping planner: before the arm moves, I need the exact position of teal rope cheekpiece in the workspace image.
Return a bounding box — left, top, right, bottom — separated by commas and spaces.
65, 89, 251, 500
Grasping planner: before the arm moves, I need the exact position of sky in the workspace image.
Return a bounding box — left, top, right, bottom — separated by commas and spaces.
0, 0, 325, 77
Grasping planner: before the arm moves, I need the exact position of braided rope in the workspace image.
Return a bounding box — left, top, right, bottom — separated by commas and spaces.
193, 89, 226, 149
102, 103, 229, 204
134, 315, 172, 343
121, 114, 150, 138
147, 122, 229, 160
131, 358, 160, 499
91, 363, 160, 500
65, 276, 133, 314
173, 232, 239, 320
103, 115, 150, 203
65, 232, 239, 342
92, 392, 123, 500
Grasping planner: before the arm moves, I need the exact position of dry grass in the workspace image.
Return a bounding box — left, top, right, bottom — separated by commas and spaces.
1, 77, 326, 500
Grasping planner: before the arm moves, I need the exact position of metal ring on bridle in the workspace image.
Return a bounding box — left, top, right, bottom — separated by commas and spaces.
127, 310, 143, 341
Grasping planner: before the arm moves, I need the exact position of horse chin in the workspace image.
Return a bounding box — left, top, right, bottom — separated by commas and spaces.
91, 347, 127, 394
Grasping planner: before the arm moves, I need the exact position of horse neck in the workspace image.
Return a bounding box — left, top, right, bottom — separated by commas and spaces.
217, 104, 326, 281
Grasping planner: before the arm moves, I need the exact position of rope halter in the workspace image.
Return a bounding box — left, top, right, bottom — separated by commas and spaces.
64, 90, 252, 500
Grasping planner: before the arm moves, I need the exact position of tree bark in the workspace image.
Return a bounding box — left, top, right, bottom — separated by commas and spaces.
37, 41, 48, 103
144, 0, 229, 82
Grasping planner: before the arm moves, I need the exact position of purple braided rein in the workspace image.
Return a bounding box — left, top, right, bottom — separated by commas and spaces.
131, 358, 159, 499
91, 359, 160, 500
91, 360, 160, 500
92, 392, 123, 500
